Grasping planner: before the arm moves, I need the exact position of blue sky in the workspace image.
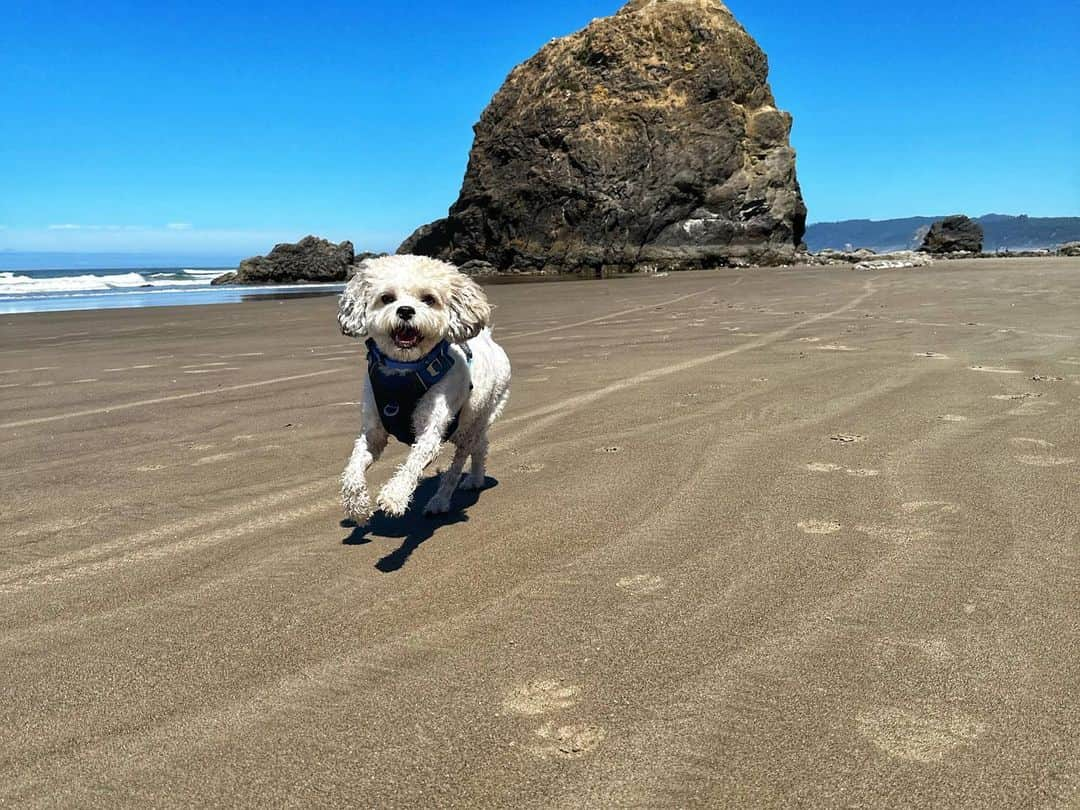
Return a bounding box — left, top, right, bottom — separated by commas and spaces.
2, 0, 1077, 263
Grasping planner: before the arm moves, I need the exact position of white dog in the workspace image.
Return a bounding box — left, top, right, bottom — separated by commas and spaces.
337, 255, 511, 521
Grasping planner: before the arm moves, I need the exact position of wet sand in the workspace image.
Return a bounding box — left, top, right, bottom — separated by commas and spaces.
2, 257, 1078, 807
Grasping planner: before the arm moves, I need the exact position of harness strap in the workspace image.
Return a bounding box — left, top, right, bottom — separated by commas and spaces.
365, 339, 471, 445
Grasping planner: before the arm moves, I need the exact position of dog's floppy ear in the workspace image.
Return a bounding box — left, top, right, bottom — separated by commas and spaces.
338, 269, 371, 338
446, 272, 491, 343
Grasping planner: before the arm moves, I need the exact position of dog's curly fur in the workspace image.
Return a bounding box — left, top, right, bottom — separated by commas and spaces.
338, 255, 511, 520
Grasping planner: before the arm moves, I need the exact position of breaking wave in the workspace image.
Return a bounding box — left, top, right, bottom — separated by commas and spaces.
0, 269, 217, 295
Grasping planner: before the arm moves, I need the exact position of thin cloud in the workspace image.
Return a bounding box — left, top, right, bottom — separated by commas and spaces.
47, 224, 143, 231
167, 222, 193, 231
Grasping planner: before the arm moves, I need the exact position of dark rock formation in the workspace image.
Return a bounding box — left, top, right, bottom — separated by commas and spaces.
217, 236, 355, 284
399, 0, 806, 273
920, 216, 984, 255
1058, 241, 1080, 257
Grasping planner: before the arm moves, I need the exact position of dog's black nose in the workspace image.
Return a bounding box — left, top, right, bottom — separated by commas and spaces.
397, 305, 416, 321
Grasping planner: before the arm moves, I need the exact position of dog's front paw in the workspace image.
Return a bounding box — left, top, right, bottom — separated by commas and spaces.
423, 493, 452, 517
376, 483, 412, 517
341, 485, 373, 523
460, 473, 487, 491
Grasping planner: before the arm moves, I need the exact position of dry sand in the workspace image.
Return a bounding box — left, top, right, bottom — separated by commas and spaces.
2, 257, 1078, 807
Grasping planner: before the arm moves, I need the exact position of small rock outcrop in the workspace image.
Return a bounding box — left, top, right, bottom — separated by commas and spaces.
920, 216, 984, 255
217, 236, 355, 284
400, 0, 806, 273
1057, 241, 1080, 257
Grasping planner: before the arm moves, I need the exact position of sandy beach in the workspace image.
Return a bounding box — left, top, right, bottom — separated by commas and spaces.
2, 256, 1079, 807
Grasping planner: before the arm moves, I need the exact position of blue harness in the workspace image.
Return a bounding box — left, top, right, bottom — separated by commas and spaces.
365, 338, 471, 445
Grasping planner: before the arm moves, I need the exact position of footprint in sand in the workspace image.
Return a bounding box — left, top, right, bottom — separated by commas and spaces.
807, 462, 845, 473
595, 446, 622, 454
798, 519, 841, 535
857, 707, 987, 763
1015, 455, 1076, 467
818, 344, 861, 352
830, 433, 866, 444
991, 392, 1042, 401
193, 452, 241, 466
530, 722, 606, 760
806, 462, 880, 477
616, 574, 666, 596
938, 414, 967, 422
503, 680, 580, 716
1009, 399, 1057, 417
1010, 437, 1054, 449
915, 352, 950, 359
969, 366, 1023, 374
515, 463, 545, 474
136, 464, 166, 473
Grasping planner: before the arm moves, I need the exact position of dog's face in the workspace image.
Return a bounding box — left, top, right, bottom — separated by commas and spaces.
338, 255, 492, 361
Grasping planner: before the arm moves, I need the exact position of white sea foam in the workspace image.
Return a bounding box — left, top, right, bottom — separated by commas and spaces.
0, 271, 216, 295
1, 281, 344, 300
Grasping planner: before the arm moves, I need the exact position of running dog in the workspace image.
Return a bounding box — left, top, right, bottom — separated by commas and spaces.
337, 255, 511, 520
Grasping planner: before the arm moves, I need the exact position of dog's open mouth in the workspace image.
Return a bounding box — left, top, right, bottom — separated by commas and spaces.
391, 325, 423, 349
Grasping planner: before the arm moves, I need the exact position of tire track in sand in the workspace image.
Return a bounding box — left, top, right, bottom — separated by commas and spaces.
0, 368, 346, 430
0, 479, 331, 593
496, 280, 880, 442
499, 285, 723, 341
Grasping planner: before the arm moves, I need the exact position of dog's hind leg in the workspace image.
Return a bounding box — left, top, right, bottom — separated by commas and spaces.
423, 443, 470, 516
460, 433, 489, 491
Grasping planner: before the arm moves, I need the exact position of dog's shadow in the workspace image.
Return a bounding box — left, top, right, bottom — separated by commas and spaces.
341, 476, 498, 573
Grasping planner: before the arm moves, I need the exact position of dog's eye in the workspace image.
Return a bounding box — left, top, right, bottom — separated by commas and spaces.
420, 294, 438, 307
380, 293, 396, 305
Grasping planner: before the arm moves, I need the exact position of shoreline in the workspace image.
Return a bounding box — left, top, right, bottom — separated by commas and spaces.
0, 281, 346, 316
4, 253, 1077, 316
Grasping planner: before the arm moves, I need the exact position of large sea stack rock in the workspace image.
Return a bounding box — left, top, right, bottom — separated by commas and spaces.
400, 0, 807, 273
217, 236, 355, 284
920, 216, 984, 255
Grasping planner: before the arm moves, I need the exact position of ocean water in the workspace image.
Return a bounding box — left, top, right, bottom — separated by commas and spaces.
0, 267, 345, 315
